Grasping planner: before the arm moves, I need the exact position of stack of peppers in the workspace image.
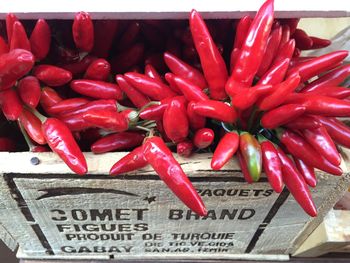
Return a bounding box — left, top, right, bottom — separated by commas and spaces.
0, 0, 349, 216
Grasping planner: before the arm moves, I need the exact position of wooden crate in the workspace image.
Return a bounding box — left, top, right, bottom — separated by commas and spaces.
0, 151, 349, 261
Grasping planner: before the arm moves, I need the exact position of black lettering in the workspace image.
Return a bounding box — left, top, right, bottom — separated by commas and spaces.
94, 246, 106, 253
90, 209, 113, 221
61, 246, 75, 253
118, 224, 132, 232
56, 224, 72, 232
72, 209, 88, 221
133, 209, 148, 220
201, 189, 212, 196
169, 210, 183, 220
253, 189, 263, 196
213, 189, 225, 196
82, 224, 99, 231
79, 246, 92, 253
51, 209, 67, 221
226, 189, 238, 196
239, 189, 249, 196
219, 209, 238, 220
186, 210, 200, 220
238, 209, 255, 220
101, 224, 116, 231
263, 189, 274, 197
115, 209, 130, 220
134, 223, 148, 231
203, 210, 217, 220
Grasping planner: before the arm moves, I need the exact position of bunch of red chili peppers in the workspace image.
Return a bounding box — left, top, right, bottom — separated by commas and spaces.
0, 0, 349, 217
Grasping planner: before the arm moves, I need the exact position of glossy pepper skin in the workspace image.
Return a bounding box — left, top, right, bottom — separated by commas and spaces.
145, 64, 163, 83
116, 75, 150, 108
277, 148, 317, 217
211, 131, 239, 170
272, 39, 295, 66
177, 140, 194, 158
124, 72, 176, 101
190, 10, 228, 100
261, 104, 306, 129
0, 37, 9, 56
187, 101, 206, 130
284, 115, 321, 130
143, 136, 207, 216
303, 127, 341, 166
84, 59, 111, 81
73, 12, 94, 52
305, 86, 350, 100
233, 16, 252, 50
33, 65, 72, 87
61, 99, 117, 117
259, 137, 283, 193
91, 131, 145, 154
257, 58, 290, 85
192, 100, 237, 123
82, 109, 129, 132
237, 151, 253, 183
71, 80, 123, 100
163, 97, 189, 143
40, 87, 62, 115
239, 132, 262, 182
0, 89, 23, 120
109, 146, 148, 176
48, 98, 90, 115
293, 157, 317, 188
232, 84, 273, 110
193, 128, 214, 149
6, 13, 18, 44
42, 118, 88, 175
17, 76, 41, 108
278, 129, 342, 176
317, 117, 350, 148
226, 0, 274, 97
163, 52, 207, 90
30, 19, 51, 60
0, 49, 35, 90
172, 75, 209, 102
10, 21, 31, 51
288, 50, 348, 82
18, 108, 46, 145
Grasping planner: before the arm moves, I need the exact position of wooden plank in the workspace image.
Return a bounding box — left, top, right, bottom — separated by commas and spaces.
0, 224, 17, 251
0, 150, 347, 260
0, 0, 349, 20
293, 210, 350, 257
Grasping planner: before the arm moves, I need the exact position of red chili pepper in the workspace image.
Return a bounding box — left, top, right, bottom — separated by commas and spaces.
226, 0, 274, 97
193, 128, 214, 149
73, 12, 94, 52
277, 147, 317, 217
111, 43, 144, 73
41, 117, 88, 175
237, 150, 253, 184
116, 75, 150, 108
61, 55, 96, 75
211, 131, 239, 170
280, 19, 299, 35
145, 53, 167, 73
61, 99, 117, 116
59, 114, 93, 131
70, 80, 123, 100
92, 20, 119, 58
17, 76, 41, 108
0, 137, 16, 152
187, 101, 206, 130
292, 29, 313, 50
309, 36, 331, 49
84, 59, 111, 81
277, 24, 290, 50
190, 10, 228, 100
305, 86, 350, 99
91, 131, 145, 154
117, 22, 140, 51
48, 98, 90, 115
286, 94, 350, 117
143, 136, 207, 216
293, 48, 301, 57
124, 72, 176, 100
288, 50, 349, 82
109, 146, 148, 176
284, 115, 321, 130
259, 137, 283, 193
278, 128, 342, 176
30, 19, 51, 60
172, 75, 209, 102
257, 26, 282, 77
0, 89, 23, 120
18, 108, 46, 145
6, 13, 18, 44
0, 49, 35, 90
33, 65, 72, 87
233, 16, 252, 50
82, 109, 129, 132
301, 65, 350, 93
0, 37, 9, 56
10, 21, 31, 51
163, 97, 189, 143
163, 52, 207, 90
317, 117, 350, 148
192, 100, 237, 123
258, 74, 300, 111
145, 64, 163, 83
164, 73, 182, 94
272, 39, 295, 66
293, 157, 317, 188
232, 84, 273, 110
40, 87, 62, 110
177, 140, 194, 158
303, 126, 341, 166
261, 104, 306, 129
257, 58, 290, 85
229, 48, 240, 73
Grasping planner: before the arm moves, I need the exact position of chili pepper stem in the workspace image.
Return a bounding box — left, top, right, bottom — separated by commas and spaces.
17, 120, 36, 151
247, 106, 258, 132
135, 125, 153, 133
139, 101, 161, 113
29, 107, 47, 123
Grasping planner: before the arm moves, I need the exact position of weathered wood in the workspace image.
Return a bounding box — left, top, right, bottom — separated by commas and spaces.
0, 151, 349, 260
293, 210, 350, 257
0, 0, 349, 19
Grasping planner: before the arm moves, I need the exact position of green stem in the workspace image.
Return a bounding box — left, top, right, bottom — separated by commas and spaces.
247, 106, 258, 133
17, 121, 35, 151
